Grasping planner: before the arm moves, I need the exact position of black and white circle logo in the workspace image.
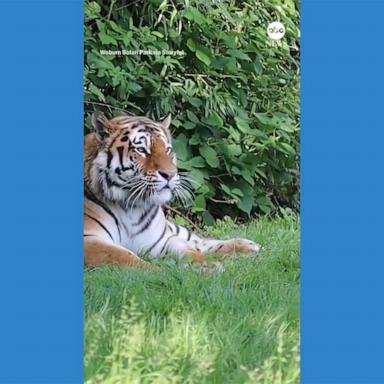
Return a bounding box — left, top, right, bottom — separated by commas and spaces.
267, 22, 286, 40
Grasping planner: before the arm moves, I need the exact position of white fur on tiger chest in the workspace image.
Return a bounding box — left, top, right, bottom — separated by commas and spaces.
105, 203, 170, 257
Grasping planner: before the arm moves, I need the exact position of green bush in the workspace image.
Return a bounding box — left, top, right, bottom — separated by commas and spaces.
84, 0, 300, 224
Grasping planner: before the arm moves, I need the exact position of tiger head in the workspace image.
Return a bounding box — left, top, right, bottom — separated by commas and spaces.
89, 112, 188, 207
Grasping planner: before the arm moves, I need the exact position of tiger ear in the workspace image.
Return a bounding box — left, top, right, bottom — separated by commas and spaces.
159, 113, 172, 130
92, 111, 110, 141
158, 114, 172, 139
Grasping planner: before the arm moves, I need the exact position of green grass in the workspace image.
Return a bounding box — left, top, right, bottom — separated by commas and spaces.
85, 212, 300, 384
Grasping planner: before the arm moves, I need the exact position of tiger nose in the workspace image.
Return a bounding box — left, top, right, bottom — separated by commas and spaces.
159, 170, 176, 181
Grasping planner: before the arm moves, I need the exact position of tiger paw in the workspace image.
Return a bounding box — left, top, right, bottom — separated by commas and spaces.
235, 239, 262, 254
216, 239, 262, 255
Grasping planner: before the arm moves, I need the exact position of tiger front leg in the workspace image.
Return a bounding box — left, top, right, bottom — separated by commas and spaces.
162, 235, 208, 264
161, 223, 261, 267
85, 237, 152, 269
163, 236, 225, 273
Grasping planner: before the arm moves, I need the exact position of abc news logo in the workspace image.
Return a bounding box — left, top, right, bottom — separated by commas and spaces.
267, 22, 286, 40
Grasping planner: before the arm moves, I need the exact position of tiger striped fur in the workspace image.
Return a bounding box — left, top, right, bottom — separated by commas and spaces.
84, 112, 261, 268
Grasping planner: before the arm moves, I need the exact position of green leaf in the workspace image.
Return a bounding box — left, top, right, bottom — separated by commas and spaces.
186, 38, 196, 52
256, 196, 273, 207
157, 0, 168, 11
189, 134, 200, 145
256, 196, 273, 214
199, 146, 219, 168
226, 127, 241, 142
186, 110, 199, 123
195, 49, 211, 67
255, 113, 272, 125
253, 59, 263, 74
190, 156, 206, 168
189, 169, 206, 186
184, 7, 209, 26
192, 194, 206, 212
225, 57, 237, 73
231, 166, 241, 175
98, 32, 118, 46
220, 184, 232, 196
177, 159, 192, 171
85, 1, 101, 21
173, 134, 189, 161
202, 211, 215, 226
126, 81, 142, 92
89, 84, 105, 102
235, 116, 251, 133
108, 20, 123, 34
241, 168, 255, 186
221, 35, 237, 49
280, 142, 296, 155
87, 52, 114, 70
171, 119, 182, 128
255, 168, 267, 179
228, 49, 251, 61
232, 188, 244, 197
222, 144, 242, 157
188, 97, 202, 107
151, 31, 164, 38
212, 57, 229, 70
198, 184, 210, 194
184, 121, 196, 130
237, 194, 254, 215
123, 32, 133, 46
170, 8, 178, 24
208, 111, 223, 128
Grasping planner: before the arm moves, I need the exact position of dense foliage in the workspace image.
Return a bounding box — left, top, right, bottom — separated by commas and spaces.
84, 0, 300, 224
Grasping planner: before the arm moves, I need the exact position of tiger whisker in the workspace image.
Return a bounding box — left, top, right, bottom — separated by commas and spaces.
178, 181, 195, 192
122, 179, 145, 190
125, 182, 146, 207
181, 182, 194, 197
177, 183, 195, 198
179, 176, 200, 187
173, 189, 187, 206
130, 184, 147, 209
181, 187, 193, 201
174, 187, 193, 206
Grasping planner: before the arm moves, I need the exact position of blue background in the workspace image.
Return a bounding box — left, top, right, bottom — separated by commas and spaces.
1, 0, 384, 383
302, 0, 384, 383
0, 1, 84, 383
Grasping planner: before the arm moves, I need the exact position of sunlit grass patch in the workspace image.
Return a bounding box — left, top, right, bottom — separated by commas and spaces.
85, 214, 300, 383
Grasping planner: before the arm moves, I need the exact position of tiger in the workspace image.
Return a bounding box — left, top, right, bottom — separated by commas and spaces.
84, 111, 261, 268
